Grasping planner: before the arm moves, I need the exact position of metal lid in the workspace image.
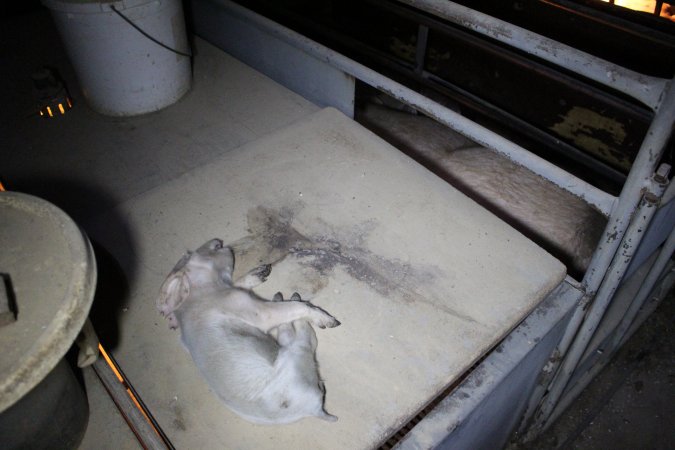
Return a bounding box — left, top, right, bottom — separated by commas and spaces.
0, 192, 96, 413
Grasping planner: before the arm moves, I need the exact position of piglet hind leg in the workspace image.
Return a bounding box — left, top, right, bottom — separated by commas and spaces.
285, 293, 318, 350
271, 292, 296, 346
277, 293, 339, 423
292, 293, 338, 422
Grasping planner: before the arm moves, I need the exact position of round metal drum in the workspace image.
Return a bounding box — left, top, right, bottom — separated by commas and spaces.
0, 191, 97, 447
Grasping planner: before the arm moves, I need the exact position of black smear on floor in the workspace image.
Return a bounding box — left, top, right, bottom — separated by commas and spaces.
231, 205, 475, 322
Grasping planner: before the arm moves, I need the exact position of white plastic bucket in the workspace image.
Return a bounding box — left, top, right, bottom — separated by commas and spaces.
42, 0, 191, 116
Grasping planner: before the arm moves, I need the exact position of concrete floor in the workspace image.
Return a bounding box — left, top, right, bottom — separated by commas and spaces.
1, 7, 673, 450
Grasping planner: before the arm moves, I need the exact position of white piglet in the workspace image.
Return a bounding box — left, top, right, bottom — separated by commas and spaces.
156, 238, 340, 424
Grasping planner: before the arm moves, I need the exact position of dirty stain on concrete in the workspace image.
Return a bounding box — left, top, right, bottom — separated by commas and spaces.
169, 396, 187, 431
229, 205, 464, 318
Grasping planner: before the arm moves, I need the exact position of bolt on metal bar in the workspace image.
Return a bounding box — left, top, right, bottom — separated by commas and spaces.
661, 172, 675, 205
215, 0, 617, 215
395, 0, 669, 110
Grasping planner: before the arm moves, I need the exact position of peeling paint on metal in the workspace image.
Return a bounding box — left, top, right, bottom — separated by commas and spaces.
550, 106, 631, 171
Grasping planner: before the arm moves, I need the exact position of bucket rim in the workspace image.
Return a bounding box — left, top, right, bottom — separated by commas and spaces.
41, 0, 162, 15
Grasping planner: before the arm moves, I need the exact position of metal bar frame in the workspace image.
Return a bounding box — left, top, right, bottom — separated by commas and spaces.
369, 0, 638, 185
390, 0, 675, 436
253, 0, 632, 186
218, 0, 616, 214
395, 0, 669, 109
527, 85, 675, 429
545, 230, 675, 429
533, 173, 669, 432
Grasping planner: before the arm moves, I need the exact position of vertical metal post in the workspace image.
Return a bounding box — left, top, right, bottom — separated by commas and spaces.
595, 207, 673, 371
524, 81, 675, 436
415, 25, 429, 75
583, 81, 675, 295
546, 226, 675, 426
535, 178, 668, 432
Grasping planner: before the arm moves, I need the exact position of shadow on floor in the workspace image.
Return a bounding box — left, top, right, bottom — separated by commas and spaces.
9, 177, 136, 350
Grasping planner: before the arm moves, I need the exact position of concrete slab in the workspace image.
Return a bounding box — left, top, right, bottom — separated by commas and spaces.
87, 107, 565, 449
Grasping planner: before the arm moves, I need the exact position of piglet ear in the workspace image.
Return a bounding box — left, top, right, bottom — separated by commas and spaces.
156, 271, 190, 319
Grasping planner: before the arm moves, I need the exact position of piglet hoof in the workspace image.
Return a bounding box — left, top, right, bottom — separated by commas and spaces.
312, 308, 341, 329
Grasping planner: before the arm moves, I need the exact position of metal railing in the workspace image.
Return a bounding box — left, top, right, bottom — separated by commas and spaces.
209, 0, 674, 440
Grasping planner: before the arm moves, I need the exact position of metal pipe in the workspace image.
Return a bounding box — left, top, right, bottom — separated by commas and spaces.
415, 24, 429, 75
615, 272, 675, 354
395, 0, 669, 110
212, 0, 616, 215
421, 71, 629, 188
92, 356, 171, 449
518, 293, 588, 437
535, 179, 667, 431
208, 0, 675, 437
527, 84, 675, 434
607, 220, 675, 357
545, 245, 675, 429
582, 82, 675, 295
662, 174, 675, 205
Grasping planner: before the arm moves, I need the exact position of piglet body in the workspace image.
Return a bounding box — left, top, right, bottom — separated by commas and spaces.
157, 238, 338, 424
